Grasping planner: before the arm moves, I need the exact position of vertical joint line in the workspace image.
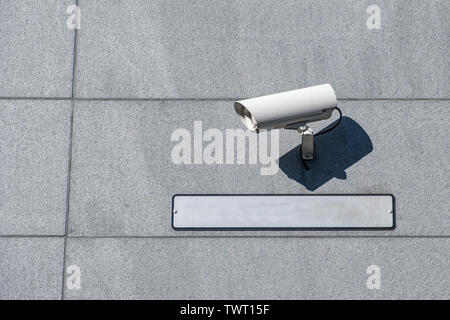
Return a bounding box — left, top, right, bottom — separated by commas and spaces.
62, 0, 79, 299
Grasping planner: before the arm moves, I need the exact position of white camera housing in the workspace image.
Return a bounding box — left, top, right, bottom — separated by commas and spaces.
234, 84, 337, 132
234, 84, 339, 162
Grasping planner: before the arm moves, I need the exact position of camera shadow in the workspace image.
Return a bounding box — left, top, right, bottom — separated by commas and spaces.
278, 117, 373, 191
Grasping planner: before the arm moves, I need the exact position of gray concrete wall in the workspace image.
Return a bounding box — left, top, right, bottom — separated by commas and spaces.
0, 0, 448, 299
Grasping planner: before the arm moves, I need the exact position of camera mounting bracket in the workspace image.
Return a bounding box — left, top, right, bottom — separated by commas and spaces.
297, 125, 314, 160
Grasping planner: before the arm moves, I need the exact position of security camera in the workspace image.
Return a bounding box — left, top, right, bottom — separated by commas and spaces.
234, 84, 342, 164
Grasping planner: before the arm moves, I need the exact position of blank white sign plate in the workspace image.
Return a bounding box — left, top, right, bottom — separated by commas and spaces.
172, 194, 395, 230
